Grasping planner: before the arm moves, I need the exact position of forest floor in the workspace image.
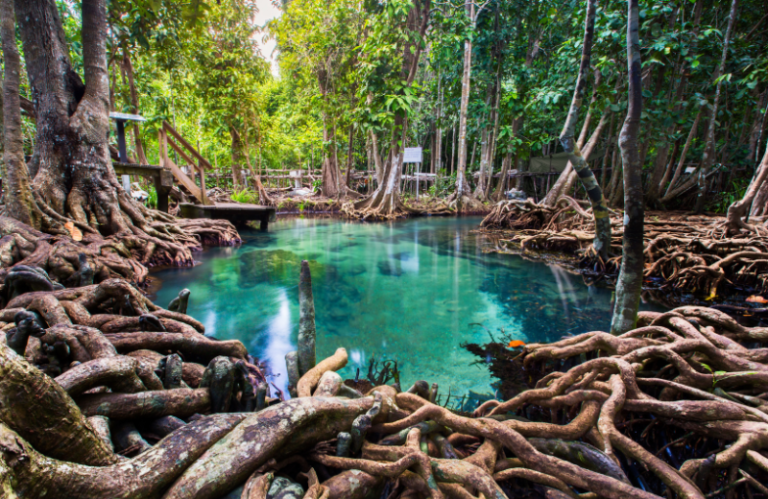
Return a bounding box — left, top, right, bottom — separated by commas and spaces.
479, 205, 768, 311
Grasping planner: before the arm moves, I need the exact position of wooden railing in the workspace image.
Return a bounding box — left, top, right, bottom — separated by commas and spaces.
158, 121, 211, 205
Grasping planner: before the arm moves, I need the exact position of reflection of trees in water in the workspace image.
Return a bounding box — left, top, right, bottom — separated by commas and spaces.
477, 263, 614, 343
238, 249, 326, 289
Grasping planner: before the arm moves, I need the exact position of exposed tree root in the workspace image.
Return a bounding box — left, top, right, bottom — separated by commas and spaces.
482, 206, 768, 301
0, 215, 239, 294
3, 274, 768, 498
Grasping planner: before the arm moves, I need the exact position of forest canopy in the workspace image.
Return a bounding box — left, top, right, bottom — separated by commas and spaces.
2, 0, 767, 214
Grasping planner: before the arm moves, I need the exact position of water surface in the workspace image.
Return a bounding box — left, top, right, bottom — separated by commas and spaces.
151, 217, 658, 402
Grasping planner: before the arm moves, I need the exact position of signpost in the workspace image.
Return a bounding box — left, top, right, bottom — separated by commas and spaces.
403, 147, 423, 198
109, 112, 147, 192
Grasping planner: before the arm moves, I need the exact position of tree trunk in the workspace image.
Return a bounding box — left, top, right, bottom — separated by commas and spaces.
1, 0, 39, 227
453, 4, 481, 212
344, 0, 429, 218
477, 69, 502, 201
369, 129, 384, 184
749, 90, 768, 166
15, 0, 148, 237
542, 77, 600, 207
434, 74, 443, 175
560, 112, 610, 202
121, 50, 148, 165
694, 0, 739, 213
229, 126, 245, 189
727, 146, 768, 234
610, 0, 643, 335
450, 126, 456, 176
600, 113, 617, 188
13, 0, 214, 274
321, 120, 342, 198
493, 153, 512, 200
345, 125, 355, 189
662, 107, 703, 201
556, 0, 611, 259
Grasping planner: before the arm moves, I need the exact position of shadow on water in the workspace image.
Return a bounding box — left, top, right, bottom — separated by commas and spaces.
150, 217, 664, 398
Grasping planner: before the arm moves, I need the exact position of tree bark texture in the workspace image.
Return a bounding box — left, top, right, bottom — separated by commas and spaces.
556, 0, 611, 259
610, 0, 644, 336
1, 0, 38, 226
693, 0, 739, 213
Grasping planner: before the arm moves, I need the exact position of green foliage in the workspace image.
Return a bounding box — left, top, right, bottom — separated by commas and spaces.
146, 184, 158, 209
36, 0, 768, 212
231, 189, 259, 204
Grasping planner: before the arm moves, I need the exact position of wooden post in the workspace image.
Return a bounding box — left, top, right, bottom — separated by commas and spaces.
198, 160, 209, 205
416, 163, 420, 200
155, 169, 173, 213
158, 129, 167, 168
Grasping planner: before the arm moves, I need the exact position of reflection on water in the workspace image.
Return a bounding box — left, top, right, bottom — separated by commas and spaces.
151, 217, 661, 400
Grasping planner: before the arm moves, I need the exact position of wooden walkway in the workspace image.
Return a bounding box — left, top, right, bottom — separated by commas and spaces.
179, 203, 276, 230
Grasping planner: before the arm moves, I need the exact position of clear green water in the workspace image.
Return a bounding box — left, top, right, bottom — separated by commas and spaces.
151, 217, 660, 402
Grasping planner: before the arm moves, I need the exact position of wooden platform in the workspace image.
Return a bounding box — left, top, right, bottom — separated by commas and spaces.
179, 203, 277, 230
113, 162, 173, 213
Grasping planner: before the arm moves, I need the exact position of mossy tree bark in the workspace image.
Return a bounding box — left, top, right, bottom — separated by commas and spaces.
1, 0, 39, 227
0, 343, 118, 466
610, 0, 643, 336
556, 0, 611, 259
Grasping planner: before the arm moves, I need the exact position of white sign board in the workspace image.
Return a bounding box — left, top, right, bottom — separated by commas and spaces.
684, 166, 696, 174
403, 147, 423, 164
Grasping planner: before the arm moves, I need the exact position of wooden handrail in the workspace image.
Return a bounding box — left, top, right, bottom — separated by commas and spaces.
158, 127, 210, 205
166, 135, 198, 170
162, 121, 213, 170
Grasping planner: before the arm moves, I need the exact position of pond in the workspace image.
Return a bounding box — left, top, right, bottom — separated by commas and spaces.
151, 216, 661, 404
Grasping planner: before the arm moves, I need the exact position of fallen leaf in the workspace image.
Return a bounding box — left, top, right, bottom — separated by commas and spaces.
64, 221, 83, 242
507, 340, 526, 348
746, 295, 768, 304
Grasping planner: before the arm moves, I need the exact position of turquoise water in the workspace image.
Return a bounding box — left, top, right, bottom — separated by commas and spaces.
151, 217, 658, 401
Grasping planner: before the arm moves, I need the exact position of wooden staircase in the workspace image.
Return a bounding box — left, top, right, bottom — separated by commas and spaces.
158, 121, 212, 205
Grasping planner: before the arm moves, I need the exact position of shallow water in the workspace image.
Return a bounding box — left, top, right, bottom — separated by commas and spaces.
151, 217, 660, 403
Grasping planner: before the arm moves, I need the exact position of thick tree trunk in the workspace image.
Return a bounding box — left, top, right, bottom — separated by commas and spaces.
13, 0, 184, 251
610, 0, 643, 335
694, 0, 739, 213
1, 0, 39, 227
556, 0, 611, 259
